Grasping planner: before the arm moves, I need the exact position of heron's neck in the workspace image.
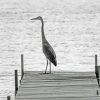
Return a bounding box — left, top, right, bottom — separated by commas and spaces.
41, 19, 46, 41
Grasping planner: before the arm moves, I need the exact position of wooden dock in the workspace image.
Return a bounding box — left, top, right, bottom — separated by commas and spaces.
15, 71, 100, 100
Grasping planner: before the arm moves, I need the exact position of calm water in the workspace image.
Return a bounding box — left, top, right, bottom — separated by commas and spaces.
0, 0, 100, 99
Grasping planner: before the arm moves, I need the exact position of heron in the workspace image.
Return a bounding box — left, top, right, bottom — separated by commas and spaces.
31, 16, 57, 74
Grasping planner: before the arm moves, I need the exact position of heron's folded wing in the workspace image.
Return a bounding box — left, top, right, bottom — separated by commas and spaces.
43, 43, 56, 59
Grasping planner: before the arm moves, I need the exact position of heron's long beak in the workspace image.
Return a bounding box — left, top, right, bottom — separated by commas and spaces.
31, 18, 37, 20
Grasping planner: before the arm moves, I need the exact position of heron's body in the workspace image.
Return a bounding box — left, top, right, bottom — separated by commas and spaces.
31, 16, 57, 73
43, 39, 57, 66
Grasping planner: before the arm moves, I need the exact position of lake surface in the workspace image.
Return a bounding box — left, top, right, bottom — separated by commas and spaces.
0, 0, 100, 99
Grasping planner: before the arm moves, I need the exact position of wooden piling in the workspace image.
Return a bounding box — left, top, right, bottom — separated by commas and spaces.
21, 54, 24, 80
95, 55, 98, 75
7, 96, 10, 100
95, 55, 97, 67
98, 66, 100, 87
95, 55, 100, 87
15, 70, 18, 96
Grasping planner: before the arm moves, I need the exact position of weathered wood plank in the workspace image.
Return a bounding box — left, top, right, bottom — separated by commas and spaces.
15, 98, 100, 100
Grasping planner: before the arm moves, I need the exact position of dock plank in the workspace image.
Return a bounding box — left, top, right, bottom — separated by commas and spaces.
15, 71, 100, 100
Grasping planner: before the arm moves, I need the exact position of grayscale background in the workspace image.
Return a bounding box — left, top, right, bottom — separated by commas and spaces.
0, 0, 100, 99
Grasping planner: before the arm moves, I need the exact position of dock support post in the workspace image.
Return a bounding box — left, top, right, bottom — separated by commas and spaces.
98, 66, 100, 87
95, 55, 100, 87
95, 55, 97, 67
95, 55, 98, 75
21, 54, 24, 80
7, 96, 10, 100
15, 70, 18, 96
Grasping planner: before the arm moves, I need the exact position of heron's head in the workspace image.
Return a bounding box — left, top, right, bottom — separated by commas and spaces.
31, 16, 42, 21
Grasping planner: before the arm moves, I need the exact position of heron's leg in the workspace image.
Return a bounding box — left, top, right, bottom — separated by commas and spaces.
45, 58, 48, 74
49, 61, 51, 74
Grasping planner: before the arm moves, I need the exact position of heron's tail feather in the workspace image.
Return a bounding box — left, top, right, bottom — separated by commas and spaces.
52, 59, 57, 66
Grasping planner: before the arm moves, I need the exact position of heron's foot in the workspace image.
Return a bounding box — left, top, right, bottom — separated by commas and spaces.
45, 71, 47, 74
42, 71, 52, 74
42, 71, 47, 74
